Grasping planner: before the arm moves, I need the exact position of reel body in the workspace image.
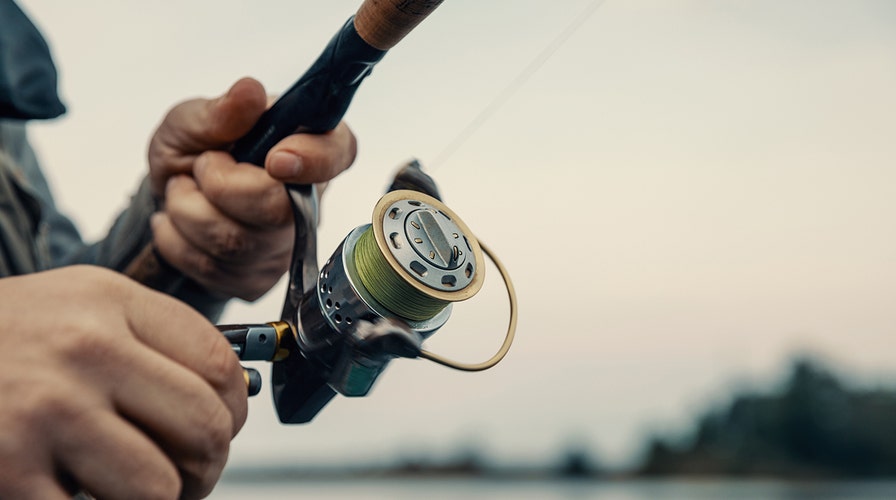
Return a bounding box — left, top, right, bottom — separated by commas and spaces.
303, 190, 483, 395
223, 164, 514, 424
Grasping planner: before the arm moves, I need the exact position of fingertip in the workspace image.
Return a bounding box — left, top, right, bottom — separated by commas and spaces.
228, 76, 264, 95
221, 77, 266, 112
266, 151, 304, 180
208, 78, 268, 142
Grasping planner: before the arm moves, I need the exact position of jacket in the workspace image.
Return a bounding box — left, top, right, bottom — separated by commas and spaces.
0, 0, 226, 319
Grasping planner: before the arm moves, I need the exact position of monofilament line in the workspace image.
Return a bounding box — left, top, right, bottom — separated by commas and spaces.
429, 0, 607, 169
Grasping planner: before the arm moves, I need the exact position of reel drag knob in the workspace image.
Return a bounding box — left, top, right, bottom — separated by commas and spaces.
313, 190, 484, 343
358, 190, 485, 322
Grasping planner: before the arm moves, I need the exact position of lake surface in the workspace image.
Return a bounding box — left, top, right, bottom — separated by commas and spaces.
212, 478, 896, 499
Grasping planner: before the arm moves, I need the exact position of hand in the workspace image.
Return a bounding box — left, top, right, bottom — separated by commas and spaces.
147, 77, 357, 300
0, 266, 247, 499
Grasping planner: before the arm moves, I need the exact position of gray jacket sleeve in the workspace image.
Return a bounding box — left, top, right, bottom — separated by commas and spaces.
0, 120, 228, 321
61, 177, 229, 321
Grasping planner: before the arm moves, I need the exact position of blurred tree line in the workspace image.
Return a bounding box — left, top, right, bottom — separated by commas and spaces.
639, 357, 896, 478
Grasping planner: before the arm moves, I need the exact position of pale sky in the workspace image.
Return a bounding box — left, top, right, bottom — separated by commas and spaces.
20, 0, 896, 469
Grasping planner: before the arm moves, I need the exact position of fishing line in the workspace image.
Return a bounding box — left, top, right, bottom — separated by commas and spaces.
429, 0, 607, 169
354, 226, 450, 321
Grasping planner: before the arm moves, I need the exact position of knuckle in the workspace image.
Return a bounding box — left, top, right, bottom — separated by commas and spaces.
210, 225, 250, 260
55, 317, 117, 365
18, 381, 82, 429
192, 253, 222, 281
60, 335, 111, 368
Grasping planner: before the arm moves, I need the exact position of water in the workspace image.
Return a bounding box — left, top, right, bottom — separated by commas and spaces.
211, 478, 896, 500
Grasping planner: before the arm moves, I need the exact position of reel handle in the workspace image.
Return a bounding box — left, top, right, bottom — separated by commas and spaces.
219, 323, 284, 397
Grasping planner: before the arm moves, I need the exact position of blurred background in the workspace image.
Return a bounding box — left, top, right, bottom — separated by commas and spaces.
19, 0, 896, 497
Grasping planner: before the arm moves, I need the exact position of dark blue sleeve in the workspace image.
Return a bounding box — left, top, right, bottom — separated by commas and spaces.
0, 0, 66, 120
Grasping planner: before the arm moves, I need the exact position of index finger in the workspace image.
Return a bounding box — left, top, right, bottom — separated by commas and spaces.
265, 121, 357, 184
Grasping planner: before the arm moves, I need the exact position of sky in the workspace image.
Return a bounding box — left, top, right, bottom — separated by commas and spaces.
19, 0, 896, 470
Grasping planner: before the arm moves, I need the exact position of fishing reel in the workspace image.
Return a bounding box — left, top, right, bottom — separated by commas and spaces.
116, 2, 512, 425
221, 162, 516, 423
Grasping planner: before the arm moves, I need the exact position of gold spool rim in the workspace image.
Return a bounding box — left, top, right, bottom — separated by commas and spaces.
371, 190, 485, 302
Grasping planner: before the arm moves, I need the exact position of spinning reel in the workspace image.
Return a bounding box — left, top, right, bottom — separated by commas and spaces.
220, 162, 517, 423
125, 1, 516, 424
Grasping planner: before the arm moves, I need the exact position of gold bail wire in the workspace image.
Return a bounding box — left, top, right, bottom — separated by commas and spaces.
418, 241, 517, 372
356, 189, 516, 371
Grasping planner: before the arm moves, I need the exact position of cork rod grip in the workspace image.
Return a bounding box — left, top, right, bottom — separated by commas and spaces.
354, 0, 444, 50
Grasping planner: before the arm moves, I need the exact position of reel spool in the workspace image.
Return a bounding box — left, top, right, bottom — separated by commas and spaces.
316, 190, 484, 339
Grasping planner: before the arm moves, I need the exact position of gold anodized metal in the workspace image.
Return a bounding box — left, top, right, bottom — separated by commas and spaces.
267, 321, 293, 361
371, 190, 485, 303
418, 240, 517, 372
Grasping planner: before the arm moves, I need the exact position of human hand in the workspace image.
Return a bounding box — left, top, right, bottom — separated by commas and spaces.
0, 266, 248, 499
147, 77, 357, 300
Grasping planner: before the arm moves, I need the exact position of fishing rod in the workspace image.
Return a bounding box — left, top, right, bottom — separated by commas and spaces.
124, 0, 517, 424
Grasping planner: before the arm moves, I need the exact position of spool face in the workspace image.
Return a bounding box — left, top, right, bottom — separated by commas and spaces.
373, 190, 485, 301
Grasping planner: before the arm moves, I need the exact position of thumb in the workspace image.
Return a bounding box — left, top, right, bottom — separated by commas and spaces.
157, 77, 268, 153
148, 78, 269, 197
199, 77, 269, 145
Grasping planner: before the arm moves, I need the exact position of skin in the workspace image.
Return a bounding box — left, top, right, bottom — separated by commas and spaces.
0, 78, 356, 498
0, 266, 246, 499
148, 76, 357, 300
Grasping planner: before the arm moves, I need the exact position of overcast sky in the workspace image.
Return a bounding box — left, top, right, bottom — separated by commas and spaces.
20, 0, 896, 469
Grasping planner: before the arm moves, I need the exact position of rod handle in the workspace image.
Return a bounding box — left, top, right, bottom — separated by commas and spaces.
355, 0, 444, 50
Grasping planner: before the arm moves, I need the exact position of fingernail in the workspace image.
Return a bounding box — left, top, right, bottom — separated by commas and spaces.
268, 151, 303, 178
